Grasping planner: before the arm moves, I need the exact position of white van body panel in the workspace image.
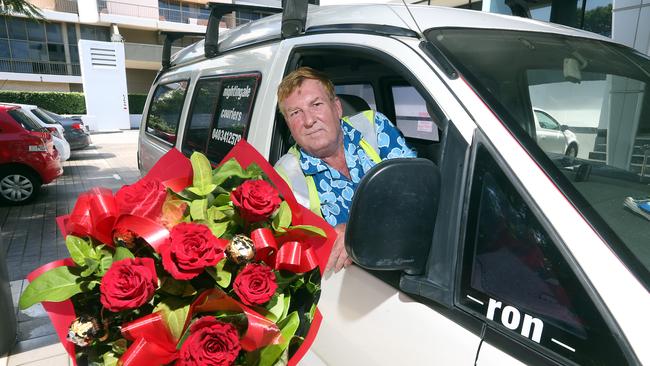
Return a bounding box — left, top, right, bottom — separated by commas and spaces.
310, 267, 480, 365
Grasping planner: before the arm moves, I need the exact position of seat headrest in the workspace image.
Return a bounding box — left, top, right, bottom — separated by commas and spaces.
337, 94, 370, 117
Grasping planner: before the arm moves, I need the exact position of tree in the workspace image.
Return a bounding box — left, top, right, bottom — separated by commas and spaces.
0, 0, 42, 18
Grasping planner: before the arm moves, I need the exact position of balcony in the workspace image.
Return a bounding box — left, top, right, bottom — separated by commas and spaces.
0, 58, 81, 76
27, 0, 78, 14
97, 0, 209, 25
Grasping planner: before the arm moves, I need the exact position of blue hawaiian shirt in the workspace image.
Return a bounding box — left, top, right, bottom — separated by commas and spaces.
299, 112, 416, 227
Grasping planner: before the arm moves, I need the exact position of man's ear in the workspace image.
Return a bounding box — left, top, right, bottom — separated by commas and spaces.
334, 97, 343, 119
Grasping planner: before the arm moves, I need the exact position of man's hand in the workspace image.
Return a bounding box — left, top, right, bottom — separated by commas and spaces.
325, 223, 354, 273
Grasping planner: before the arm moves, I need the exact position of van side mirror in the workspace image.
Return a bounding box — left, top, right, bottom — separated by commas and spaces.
346, 158, 441, 275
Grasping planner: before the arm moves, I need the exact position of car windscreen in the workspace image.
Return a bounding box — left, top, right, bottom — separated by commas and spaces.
427, 28, 650, 288
32, 108, 60, 125
8, 109, 45, 132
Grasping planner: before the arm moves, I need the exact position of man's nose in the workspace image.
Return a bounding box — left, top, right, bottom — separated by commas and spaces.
303, 109, 317, 128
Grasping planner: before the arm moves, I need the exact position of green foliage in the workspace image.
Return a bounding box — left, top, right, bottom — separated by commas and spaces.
19, 266, 84, 309
0, 91, 150, 115
0, 91, 86, 114
153, 297, 191, 340
582, 4, 612, 37
258, 312, 300, 366
128, 94, 147, 114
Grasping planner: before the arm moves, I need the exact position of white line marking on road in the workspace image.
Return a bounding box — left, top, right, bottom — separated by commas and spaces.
466, 295, 484, 305
551, 338, 576, 352
113, 174, 121, 180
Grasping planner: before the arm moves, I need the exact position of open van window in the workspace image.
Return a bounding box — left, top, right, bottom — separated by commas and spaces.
428, 28, 650, 288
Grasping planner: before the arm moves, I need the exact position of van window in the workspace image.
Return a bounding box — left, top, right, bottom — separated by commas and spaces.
460, 146, 628, 365
145, 80, 188, 145
391, 85, 439, 142
183, 73, 260, 163
334, 84, 377, 111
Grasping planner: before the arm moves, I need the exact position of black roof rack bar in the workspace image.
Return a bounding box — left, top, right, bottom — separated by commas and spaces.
205, 3, 282, 59
161, 31, 203, 69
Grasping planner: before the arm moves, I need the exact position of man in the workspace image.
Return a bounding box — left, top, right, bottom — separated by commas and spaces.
274, 67, 416, 273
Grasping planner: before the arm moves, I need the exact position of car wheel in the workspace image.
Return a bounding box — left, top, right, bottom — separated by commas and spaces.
0, 168, 41, 205
565, 144, 578, 158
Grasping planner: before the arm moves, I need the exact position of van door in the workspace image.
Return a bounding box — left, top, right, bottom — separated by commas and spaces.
270, 32, 483, 365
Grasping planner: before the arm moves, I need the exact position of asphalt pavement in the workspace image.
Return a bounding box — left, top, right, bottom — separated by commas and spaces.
0, 130, 140, 363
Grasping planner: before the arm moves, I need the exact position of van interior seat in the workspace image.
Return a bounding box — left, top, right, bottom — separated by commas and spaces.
337, 94, 370, 117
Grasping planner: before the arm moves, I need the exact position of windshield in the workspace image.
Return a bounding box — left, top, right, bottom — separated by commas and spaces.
428, 28, 650, 287
32, 108, 59, 125
8, 109, 45, 132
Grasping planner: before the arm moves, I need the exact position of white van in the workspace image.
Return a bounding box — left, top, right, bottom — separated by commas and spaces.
138, 3, 650, 365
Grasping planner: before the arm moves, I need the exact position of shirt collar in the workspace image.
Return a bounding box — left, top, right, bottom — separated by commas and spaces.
298, 120, 364, 175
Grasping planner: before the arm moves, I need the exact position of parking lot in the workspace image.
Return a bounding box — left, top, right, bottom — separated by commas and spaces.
0, 130, 140, 364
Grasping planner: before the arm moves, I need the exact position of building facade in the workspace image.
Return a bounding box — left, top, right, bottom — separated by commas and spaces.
0, 0, 278, 94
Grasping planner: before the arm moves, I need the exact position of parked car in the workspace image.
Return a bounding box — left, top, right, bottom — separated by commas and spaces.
41, 109, 91, 150
0, 103, 71, 162
139, 3, 650, 365
0, 105, 63, 205
533, 108, 579, 158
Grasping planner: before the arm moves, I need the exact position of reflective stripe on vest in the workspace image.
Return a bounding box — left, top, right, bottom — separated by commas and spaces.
274, 110, 381, 217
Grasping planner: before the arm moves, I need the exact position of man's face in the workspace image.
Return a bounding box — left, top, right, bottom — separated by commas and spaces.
282, 79, 343, 159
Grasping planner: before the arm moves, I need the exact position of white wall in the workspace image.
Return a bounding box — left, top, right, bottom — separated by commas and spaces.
78, 40, 130, 131
612, 0, 650, 55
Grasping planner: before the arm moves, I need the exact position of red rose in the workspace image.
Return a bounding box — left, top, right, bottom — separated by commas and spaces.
115, 178, 167, 220
230, 180, 281, 222
177, 317, 241, 366
162, 223, 226, 280
100, 258, 157, 312
233, 263, 277, 306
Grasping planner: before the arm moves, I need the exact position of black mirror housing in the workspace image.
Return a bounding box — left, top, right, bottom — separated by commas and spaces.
346, 158, 441, 275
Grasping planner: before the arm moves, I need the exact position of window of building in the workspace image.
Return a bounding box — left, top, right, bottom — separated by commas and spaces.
80, 25, 110, 42
145, 80, 189, 145
530, 0, 612, 37
460, 145, 629, 365
159, 0, 210, 24
0, 17, 7, 39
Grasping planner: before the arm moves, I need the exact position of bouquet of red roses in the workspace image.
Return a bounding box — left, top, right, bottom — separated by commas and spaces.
18, 141, 334, 366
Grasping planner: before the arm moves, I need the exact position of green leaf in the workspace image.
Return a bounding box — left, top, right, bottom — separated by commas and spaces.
282, 293, 291, 320
207, 221, 229, 239
272, 201, 292, 232
102, 352, 119, 366
212, 194, 232, 208
189, 152, 217, 196
288, 225, 326, 237
207, 206, 227, 221
207, 258, 232, 288
19, 266, 83, 309
212, 158, 245, 186
190, 198, 208, 220
265, 293, 285, 322
258, 311, 300, 366
80, 258, 99, 277
65, 235, 95, 266
113, 247, 134, 262
160, 277, 196, 297
111, 338, 128, 355
153, 297, 191, 340
244, 163, 264, 178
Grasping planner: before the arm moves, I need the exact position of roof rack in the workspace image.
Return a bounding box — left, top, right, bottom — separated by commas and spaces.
160, 31, 204, 70
205, 2, 282, 59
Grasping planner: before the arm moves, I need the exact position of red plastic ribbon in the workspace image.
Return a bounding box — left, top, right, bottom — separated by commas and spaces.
113, 214, 170, 253
119, 312, 178, 366
143, 147, 193, 192
26, 259, 78, 366
192, 288, 282, 351
250, 228, 278, 263
65, 187, 118, 246
250, 228, 318, 273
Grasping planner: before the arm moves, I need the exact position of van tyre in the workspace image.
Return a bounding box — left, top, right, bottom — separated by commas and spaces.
0, 168, 41, 205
